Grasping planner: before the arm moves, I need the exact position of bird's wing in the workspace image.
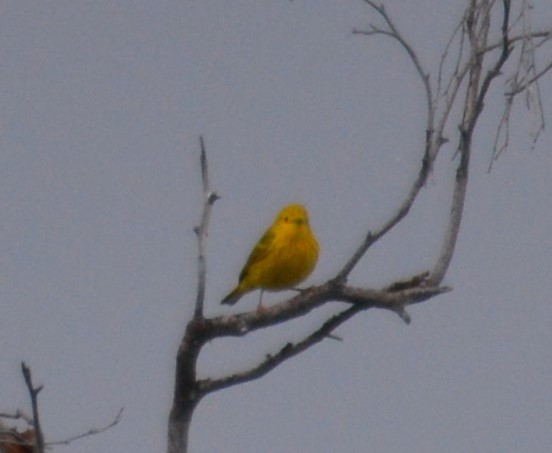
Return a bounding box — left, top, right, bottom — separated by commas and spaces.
238, 228, 275, 282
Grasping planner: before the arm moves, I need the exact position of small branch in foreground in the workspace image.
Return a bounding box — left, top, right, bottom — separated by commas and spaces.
7, 365, 123, 452
21, 362, 45, 453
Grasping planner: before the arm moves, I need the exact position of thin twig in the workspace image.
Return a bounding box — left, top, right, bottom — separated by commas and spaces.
490, 102, 512, 170
47, 408, 124, 447
343, 0, 437, 281
434, 23, 473, 145
483, 30, 551, 54
0, 410, 33, 425
505, 60, 552, 95
357, 1, 433, 126
436, 18, 465, 106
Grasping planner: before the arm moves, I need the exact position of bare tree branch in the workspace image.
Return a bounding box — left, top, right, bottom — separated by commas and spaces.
487, 1, 552, 167
473, 0, 511, 131
169, 139, 219, 453
429, 0, 514, 285
484, 30, 551, 54
355, 1, 433, 122
353, 1, 442, 174
193, 136, 220, 319
505, 59, 552, 95
343, 0, 441, 282
196, 281, 448, 341
198, 306, 360, 394
197, 283, 449, 395
0, 411, 33, 426
20, 362, 44, 453
47, 408, 124, 447
436, 17, 466, 106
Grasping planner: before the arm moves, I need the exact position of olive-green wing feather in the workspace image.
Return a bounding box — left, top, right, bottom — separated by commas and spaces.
221, 228, 276, 306
238, 228, 275, 282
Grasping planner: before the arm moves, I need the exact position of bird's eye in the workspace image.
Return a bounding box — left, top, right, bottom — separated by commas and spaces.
284, 216, 289, 222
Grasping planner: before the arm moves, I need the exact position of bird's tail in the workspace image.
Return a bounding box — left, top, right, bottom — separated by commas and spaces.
221, 287, 243, 305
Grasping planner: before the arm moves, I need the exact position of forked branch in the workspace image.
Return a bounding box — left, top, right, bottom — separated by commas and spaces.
197, 283, 449, 395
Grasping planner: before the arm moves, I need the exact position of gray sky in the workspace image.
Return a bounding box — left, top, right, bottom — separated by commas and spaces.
1, 1, 551, 452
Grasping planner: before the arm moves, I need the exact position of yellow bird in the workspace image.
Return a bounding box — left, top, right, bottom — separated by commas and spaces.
221, 204, 319, 306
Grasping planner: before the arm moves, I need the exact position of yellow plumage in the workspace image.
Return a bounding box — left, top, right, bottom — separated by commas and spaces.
221, 204, 319, 306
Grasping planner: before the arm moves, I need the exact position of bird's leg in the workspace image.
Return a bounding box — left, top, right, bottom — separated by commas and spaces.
256, 290, 266, 313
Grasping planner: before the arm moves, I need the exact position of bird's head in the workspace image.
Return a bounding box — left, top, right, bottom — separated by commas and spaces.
275, 204, 310, 227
